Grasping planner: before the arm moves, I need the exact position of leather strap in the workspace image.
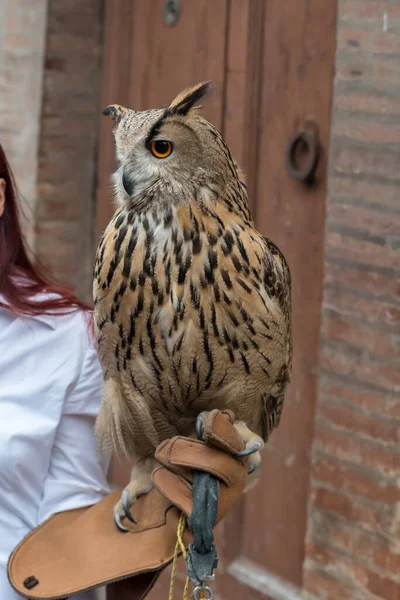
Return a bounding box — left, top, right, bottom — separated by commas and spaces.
200, 409, 246, 454
156, 436, 246, 486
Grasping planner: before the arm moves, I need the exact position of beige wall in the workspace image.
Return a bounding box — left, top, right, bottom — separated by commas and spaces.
0, 0, 48, 249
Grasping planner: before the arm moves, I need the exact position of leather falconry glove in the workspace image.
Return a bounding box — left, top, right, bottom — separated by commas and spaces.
8, 409, 256, 600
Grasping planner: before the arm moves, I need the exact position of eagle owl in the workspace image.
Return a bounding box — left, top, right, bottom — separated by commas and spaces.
94, 82, 292, 529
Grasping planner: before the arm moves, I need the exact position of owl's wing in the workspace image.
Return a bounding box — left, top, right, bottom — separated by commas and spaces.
257, 235, 292, 437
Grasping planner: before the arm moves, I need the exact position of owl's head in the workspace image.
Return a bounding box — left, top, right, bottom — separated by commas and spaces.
104, 81, 238, 211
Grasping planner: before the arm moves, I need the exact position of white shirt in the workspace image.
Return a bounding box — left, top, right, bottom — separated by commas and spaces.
0, 298, 110, 600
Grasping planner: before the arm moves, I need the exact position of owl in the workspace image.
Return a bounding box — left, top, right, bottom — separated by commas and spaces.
94, 82, 292, 529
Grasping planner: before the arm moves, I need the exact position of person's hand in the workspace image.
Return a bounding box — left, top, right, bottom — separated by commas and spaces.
8, 410, 260, 600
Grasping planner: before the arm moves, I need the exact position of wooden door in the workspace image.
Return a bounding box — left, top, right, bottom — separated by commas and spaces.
96, 1, 338, 598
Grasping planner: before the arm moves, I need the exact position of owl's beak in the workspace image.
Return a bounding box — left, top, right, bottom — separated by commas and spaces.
122, 170, 135, 197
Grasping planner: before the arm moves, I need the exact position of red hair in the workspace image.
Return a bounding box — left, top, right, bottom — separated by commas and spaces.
0, 143, 92, 316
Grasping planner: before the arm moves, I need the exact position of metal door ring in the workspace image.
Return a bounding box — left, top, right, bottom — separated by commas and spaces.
163, 0, 180, 25
286, 130, 320, 183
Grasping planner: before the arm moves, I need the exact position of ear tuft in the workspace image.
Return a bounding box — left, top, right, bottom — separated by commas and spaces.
169, 81, 212, 116
103, 104, 128, 123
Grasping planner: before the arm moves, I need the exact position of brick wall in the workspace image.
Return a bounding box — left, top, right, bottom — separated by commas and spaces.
0, 0, 48, 250
303, 2, 400, 599
35, 0, 104, 301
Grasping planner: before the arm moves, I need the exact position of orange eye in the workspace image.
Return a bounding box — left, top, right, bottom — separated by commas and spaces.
150, 140, 173, 158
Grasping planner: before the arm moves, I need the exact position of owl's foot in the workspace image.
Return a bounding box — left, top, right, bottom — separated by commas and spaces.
114, 457, 158, 532
233, 421, 264, 492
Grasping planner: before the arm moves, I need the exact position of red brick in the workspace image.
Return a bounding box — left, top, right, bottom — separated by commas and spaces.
333, 115, 400, 146
46, 33, 101, 60
42, 93, 96, 117
314, 421, 400, 477
305, 542, 400, 600
48, 0, 100, 18
352, 534, 400, 576
35, 220, 91, 290
321, 311, 400, 363
37, 154, 77, 183
320, 342, 400, 393
306, 543, 375, 592
335, 89, 400, 117
317, 400, 399, 445
338, 27, 400, 56
40, 127, 95, 155
330, 175, 400, 212
326, 230, 399, 270
303, 567, 355, 600
307, 1, 400, 594
36, 182, 86, 220
40, 116, 96, 141
332, 144, 400, 182
35, 0, 103, 299
340, 1, 400, 22
365, 570, 400, 600
320, 377, 400, 419
336, 53, 400, 88
306, 508, 354, 549
307, 506, 400, 575
44, 70, 100, 98
324, 260, 399, 303
328, 201, 400, 238
313, 486, 394, 533
311, 456, 400, 504
323, 286, 400, 330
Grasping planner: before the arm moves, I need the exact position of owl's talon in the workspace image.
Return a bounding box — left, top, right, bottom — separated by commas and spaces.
122, 488, 137, 523
112, 458, 157, 531
195, 412, 207, 441
236, 439, 264, 457
114, 506, 129, 532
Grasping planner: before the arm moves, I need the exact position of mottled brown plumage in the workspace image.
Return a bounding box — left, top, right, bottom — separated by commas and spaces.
94, 82, 292, 526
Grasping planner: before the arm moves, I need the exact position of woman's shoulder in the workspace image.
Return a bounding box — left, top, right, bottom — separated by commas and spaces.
41, 306, 96, 361
1, 273, 92, 333
0, 292, 95, 366
0, 287, 92, 330
39, 301, 93, 334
